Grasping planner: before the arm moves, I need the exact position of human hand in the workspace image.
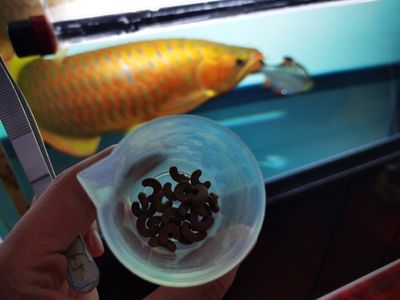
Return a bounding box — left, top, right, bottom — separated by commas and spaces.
0, 145, 241, 300
0, 147, 112, 300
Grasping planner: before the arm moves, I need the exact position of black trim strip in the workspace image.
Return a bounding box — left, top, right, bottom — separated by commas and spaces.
53, 0, 342, 42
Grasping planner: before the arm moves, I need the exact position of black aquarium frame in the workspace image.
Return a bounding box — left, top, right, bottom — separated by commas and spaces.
54, 0, 342, 42
265, 135, 400, 203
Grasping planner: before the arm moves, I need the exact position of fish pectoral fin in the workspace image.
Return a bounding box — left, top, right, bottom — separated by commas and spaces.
160, 89, 217, 115
40, 128, 101, 157
126, 123, 142, 134
264, 77, 271, 89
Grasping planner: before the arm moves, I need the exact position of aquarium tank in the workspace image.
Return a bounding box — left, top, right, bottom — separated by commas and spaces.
0, 0, 399, 240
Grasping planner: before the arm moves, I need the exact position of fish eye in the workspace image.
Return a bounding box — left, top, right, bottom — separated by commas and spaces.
235, 58, 246, 67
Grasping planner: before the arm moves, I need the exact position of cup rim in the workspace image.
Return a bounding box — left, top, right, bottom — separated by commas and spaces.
86, 114, 266, 287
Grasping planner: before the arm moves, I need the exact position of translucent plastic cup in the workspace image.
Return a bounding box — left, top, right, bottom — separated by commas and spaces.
77, 114, 265, 287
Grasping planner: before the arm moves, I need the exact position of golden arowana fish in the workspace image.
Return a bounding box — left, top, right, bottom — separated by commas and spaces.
17, 39, 264, 156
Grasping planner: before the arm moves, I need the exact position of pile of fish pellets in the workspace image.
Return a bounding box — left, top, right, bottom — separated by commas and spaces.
131, 166, 220, 252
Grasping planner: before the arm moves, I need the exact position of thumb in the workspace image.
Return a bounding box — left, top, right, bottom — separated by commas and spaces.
5, 146, 114, 254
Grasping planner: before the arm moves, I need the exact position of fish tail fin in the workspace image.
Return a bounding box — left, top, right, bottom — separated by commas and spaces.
40, 128, 101, 157
7, 54, 39, 81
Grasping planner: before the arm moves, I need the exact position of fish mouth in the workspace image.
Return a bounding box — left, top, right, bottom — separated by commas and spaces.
249, 52, 265, 73
237, 51, 265, 80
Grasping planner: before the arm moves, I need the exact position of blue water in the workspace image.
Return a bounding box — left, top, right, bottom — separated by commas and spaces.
195, 79, 396, 180
44, 64, 399, 182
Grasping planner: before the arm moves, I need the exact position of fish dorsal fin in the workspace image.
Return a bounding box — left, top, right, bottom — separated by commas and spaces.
40, 128, 101, 157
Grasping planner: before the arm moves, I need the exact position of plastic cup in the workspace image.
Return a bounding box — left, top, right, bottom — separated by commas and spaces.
77, 114, 265, 287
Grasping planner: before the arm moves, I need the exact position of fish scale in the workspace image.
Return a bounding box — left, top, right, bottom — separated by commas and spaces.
17, 39, 264, 156
132, 68, 157, 104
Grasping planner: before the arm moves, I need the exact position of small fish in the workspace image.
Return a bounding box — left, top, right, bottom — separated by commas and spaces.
264, 57, 313, 95
17, 39, 264, 156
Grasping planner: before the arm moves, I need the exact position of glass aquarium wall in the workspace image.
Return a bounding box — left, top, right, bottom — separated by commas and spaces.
1, 0, 400, 236
194, 66, 399, 179
63, 0, 400, 75
43, 0, 400, 180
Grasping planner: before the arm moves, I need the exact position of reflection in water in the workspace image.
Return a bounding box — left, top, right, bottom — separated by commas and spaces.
217, 110, 286, 128
258, 155, 288, 170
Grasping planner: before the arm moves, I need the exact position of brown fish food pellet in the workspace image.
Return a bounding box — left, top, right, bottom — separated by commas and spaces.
138, 192, 149, 209
169, 166, 190, 182
159, 223, 181, 245
178, 236, 194, 245
190, 169, 211, 189
148, 236, 160, 247
177, 203, 191, 218
152, 190, 173, 213
131, 202, 155, 217
147, 216, 162, 227
130, 166, 220, 252
136, 215, 160, 238
142, 178, 162, 197
192, 203, 211, 218
191, 184, 209, 207
208, 193, 220, 213
190, 214, 214, 232
161, 207, 180, 225
181, 222, 207, 242
162, 239, 177, 252
163, 182, 175, 200
174, 181, 194, 203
